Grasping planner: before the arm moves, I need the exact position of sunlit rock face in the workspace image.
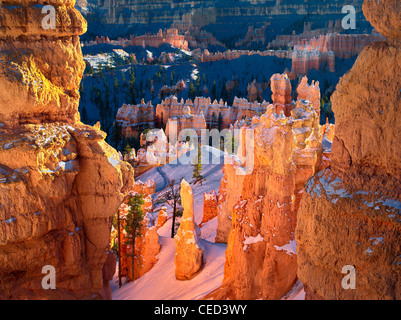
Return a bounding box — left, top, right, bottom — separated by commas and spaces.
156, 96, 267, 132
201, 191, 218, 225
296, 0, 401, 300
0, 0, 134, 299
210, 74, 330, 300
174, 180, 204, 280
115, 101, 155, 139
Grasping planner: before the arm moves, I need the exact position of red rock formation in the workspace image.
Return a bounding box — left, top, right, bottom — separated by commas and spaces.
247, 80, 268, 103
155, 96, 267, 132
99, 252, 117, 300
156, 206, 168, 229
175, 180, 203, 280
133, 179, 157, 196
165, 107, 207, 138
269, 31, 386, 59
296, 0, 401, 300
201, 191, 218, 225
115, 100, 155, 139
296, 76, 321, 116
270, 73, 293, 117
84, 28, 191, 50
159, 80, 186, 98
0, 0, 134, 300
209, 75, 327, 300
200, 49, 292, 63
131, 29, 189, 50
291, 45, 336, 75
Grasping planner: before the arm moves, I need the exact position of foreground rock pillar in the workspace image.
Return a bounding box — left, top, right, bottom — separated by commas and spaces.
0, 0, 134, 299
295, 0, 401, 300
174, 180, 204, 280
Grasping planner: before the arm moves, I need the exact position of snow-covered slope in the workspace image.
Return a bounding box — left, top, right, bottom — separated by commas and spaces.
112, 146, 226, 300
111, 145, 305, 300
112, 237, 226, 300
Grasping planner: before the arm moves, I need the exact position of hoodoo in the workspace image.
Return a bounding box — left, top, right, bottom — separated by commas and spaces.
174, 180, 204, 280
210, 75, 330, 300
295, 0, 401, 300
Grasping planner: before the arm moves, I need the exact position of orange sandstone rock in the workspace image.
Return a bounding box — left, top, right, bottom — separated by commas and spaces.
296, 0, 401, 300
201, 191, 218, 225
156, 206, 168, 229
270, 73, 293, 116
0, 0, 134, 300
174, 180, 203, 280
209, 76, 326, 300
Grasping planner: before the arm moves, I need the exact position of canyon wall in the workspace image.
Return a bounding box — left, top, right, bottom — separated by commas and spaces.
115, 100, 155, 139
0, 0, 134, 299
116, 95, 269, 141
295, 0, 401, 300
156, 96, 268, 131
270, 31, 386, 59
86, 0, 364, 28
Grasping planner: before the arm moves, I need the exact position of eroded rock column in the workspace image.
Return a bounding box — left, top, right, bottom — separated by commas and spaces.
0, 0, 134, 299
174, 180, 204, 280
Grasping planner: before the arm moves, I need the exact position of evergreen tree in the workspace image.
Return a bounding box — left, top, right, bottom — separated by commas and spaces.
189, 82, 196, 101
124, 193, 145, 281
129, 71, 136, 105
81, 105, 88, 124
124, 144, 132, 159
211, 80, 217, 102
112, 121, 122, 149
192, 145, 204, 185
218, 112, 224, 131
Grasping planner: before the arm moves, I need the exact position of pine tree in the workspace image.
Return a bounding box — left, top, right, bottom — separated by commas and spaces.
125, 193, 145, 281
129, 71, 136, 104
124, 144, 132, 160
211, 80, 217, 102
112, 121, 122, 149
189, 82, 196, 100
218, 112, 224, 132
192, 145, 204, 185
81, 105, 88, 124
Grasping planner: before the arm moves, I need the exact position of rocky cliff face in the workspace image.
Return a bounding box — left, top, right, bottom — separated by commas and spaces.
295, 0, 401, 300
210, 74, 329, 300
0, 0, 134, 299
85, 0, 364, 28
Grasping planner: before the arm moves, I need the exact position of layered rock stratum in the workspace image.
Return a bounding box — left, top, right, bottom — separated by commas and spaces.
0, 0, 134, 299
83, 0, 365, 30
295, 0, 401, 300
